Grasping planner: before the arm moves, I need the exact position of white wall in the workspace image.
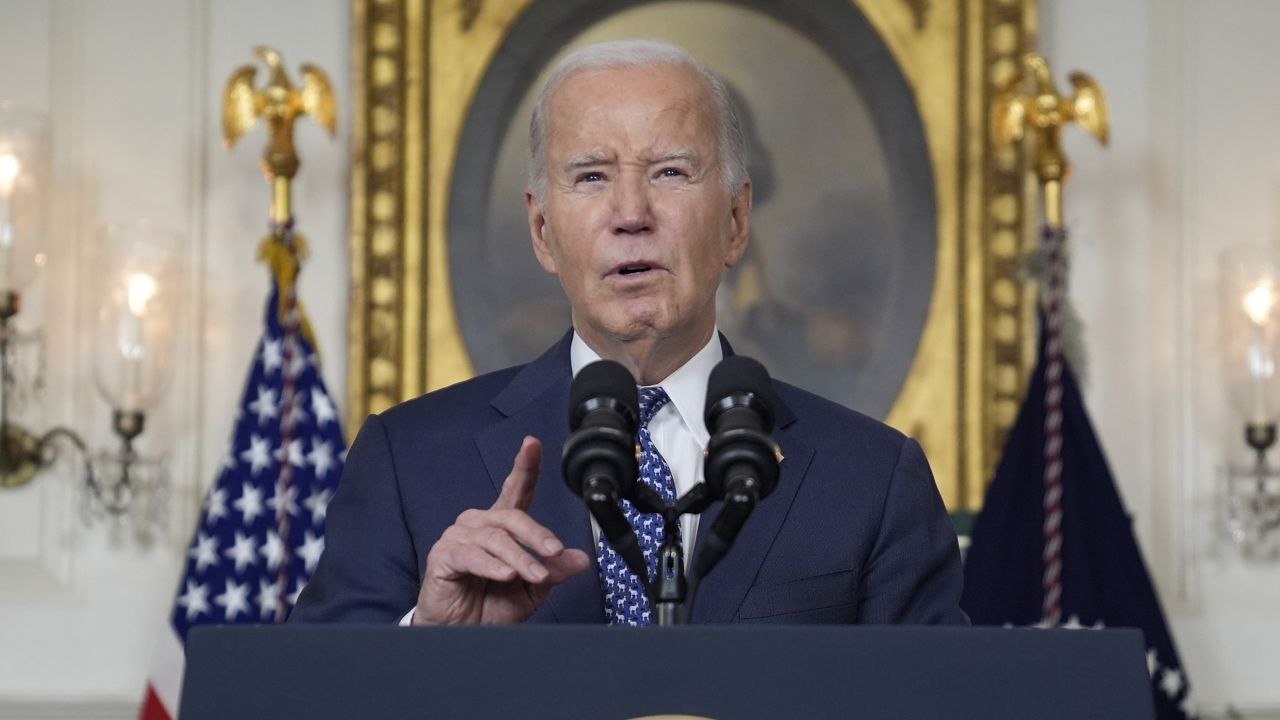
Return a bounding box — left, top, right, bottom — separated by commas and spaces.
1043, 0, 1280, 715
2, 0, 1279, 716
0, 0, 348, 715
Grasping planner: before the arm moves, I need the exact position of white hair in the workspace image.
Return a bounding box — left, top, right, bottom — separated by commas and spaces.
527, 38, 748, 205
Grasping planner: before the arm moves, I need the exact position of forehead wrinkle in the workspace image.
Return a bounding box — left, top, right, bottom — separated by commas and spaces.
546, 66, 720, 171
642, 96, 717, 165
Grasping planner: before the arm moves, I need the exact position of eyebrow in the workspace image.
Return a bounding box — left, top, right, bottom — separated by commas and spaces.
564, 153, 613, 172
645, 148, 699, 165
562, 148, 702, 174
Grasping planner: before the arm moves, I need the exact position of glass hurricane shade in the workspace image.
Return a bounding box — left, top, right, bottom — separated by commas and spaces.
0, 104, 49, 294
1221, 243, 1280, 426
89, 221, 181, 413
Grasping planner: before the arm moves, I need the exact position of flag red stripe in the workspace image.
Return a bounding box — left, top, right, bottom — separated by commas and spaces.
139, 683, 172, 720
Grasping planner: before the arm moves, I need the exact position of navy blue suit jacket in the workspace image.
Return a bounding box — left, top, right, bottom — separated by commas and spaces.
292, 333, 967, 625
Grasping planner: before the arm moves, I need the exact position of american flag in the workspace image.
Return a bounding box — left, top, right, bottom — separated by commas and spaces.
962, 313, 1195, 719
140, 228, 345, 719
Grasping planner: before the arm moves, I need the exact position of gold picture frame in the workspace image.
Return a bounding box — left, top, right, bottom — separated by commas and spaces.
347, 0, 1038, 510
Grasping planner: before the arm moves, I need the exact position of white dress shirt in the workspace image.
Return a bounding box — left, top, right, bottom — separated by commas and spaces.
570, 329, 721, 554
401, 330, 721, 626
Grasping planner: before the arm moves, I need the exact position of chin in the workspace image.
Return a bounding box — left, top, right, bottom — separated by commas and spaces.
596, 309, 672, 343
604, 320, 664, 343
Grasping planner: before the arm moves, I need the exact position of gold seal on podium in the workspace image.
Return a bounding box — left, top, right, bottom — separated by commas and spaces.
626, 716, 717, 720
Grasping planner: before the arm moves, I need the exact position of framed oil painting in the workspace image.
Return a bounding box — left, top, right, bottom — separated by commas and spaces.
348, 0, 1038, 509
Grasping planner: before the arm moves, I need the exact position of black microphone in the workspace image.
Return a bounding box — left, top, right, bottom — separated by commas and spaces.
693, 355, 781, 579
561, 360, 648, 581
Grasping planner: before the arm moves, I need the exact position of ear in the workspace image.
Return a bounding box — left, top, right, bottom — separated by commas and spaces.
724, 180, 752, 268
526, 190, 557, 273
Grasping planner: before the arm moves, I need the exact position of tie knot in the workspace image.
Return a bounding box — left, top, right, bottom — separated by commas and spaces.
638, 386, 670, 427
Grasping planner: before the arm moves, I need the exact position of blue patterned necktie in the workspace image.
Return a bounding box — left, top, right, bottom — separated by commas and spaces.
597, 386, 679, 626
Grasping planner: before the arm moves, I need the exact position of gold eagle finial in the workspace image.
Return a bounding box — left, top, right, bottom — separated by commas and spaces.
222, 46, 336, 182
991, 52, 1109, 186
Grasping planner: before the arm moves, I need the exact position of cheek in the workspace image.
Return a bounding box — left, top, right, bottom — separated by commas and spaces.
547, 205, 607, 259
689, 210, 736, 270
550, 245, 597, 299
696, 258, 728, 296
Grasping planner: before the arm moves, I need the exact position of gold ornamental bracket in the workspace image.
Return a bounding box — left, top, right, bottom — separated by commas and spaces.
222, 46, 337, 223
991, 52, 1109, 227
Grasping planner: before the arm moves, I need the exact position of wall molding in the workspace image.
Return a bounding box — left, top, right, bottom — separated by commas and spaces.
0, 699, 137, 720
1147, 0, 1196, 610
174, 0, 212, 542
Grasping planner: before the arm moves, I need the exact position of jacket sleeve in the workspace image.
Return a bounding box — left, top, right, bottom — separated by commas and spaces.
290, 414, 422, 623
856, 437, 969, 625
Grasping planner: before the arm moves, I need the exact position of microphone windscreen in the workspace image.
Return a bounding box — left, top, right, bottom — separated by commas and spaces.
705, 355, 775, 430
569, 360, 639, 430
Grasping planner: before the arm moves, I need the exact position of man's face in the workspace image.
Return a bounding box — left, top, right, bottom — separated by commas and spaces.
527, 63, 751, 347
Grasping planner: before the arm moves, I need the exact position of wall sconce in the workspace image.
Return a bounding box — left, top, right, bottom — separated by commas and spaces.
1220, 242, 1280, 557
0, 104, 179, 530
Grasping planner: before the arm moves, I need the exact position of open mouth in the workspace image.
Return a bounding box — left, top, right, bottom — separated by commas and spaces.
617, 264, 653, 276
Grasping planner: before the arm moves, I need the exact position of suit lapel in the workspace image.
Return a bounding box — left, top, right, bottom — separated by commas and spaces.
473, 332, 606, 624
471, 331, 811, 625
690, 386, 814, 624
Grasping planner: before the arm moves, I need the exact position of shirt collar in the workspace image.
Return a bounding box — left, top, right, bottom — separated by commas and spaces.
570, 329, 722, 448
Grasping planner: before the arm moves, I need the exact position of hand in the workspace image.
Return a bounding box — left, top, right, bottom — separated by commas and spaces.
413, 436, 590, 624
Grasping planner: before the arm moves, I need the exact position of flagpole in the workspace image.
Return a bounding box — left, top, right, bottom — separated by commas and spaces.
992, 53, 1108, 626
221, 46, 337, 621
971, 59, 1196, 716
273, 177, 292, 228
141, 46, 344, 720
1043, 180, 1061, 230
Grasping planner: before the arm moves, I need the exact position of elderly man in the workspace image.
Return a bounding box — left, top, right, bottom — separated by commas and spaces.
292, 39, 965, 626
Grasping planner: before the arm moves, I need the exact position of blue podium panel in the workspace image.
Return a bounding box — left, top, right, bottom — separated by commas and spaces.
181, 625, 1154, 720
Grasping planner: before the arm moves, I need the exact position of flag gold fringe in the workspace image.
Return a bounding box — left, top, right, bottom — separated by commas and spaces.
257, 232, 322, 367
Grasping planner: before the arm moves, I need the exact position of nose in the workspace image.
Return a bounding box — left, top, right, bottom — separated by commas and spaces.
610, 171, 652, 235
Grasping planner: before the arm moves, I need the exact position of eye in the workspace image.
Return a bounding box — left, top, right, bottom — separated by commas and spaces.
576, 171, 605, 184
659, 167, 686, 178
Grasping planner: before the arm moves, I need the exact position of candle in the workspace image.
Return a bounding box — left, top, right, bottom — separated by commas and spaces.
0, 150, 19, 289
1247, 326, 1274, 423
1244, 280, 1278, 423
119, 271, 158, 411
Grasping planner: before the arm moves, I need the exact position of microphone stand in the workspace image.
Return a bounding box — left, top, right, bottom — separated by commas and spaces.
630, 483, 714, 626
652, 511, 685, 627
594, 455, 776, 626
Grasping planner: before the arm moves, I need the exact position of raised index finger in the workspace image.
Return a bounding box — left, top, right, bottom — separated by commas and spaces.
492, 436, 542, 511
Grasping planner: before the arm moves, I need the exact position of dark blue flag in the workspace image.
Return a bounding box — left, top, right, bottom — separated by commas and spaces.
962, 320, 1194, 719
143, 230, 345, 719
